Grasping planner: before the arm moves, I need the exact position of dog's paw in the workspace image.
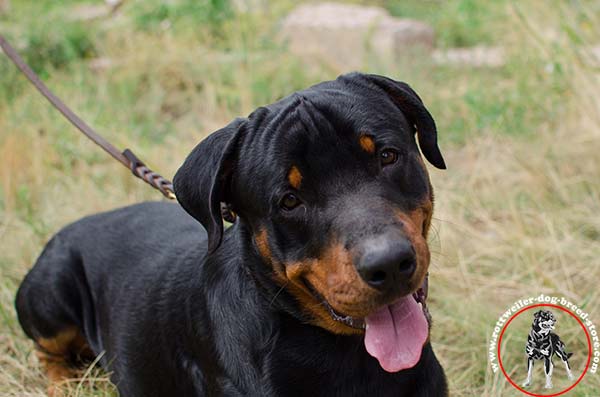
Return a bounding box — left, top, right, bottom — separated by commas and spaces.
545, 382, 553, 389
521, 380, 531, 388
567, 372, 575, 380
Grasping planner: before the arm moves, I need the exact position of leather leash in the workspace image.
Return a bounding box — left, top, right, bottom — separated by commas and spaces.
0, 34, 176, 200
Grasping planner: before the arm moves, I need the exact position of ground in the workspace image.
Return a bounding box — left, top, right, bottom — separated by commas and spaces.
1, 1, 599, 396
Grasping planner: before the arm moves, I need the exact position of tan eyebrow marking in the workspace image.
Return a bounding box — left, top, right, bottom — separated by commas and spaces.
288, 166, 303, 189
359, 135, 376, 154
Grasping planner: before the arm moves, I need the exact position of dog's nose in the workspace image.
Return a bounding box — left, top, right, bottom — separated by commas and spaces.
356, 237, 416, 291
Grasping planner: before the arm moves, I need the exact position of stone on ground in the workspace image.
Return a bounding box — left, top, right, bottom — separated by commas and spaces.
280, 2, 434, 70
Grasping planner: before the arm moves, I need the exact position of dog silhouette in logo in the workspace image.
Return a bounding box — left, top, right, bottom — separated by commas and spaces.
522, 310, 574, 389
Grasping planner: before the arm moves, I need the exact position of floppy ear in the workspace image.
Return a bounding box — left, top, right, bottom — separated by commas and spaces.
174, 118, 246, 253
363, 74, 446, 169
534, 310, 542, 319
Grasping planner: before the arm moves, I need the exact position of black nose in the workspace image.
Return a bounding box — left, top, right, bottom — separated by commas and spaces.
357, 237, 416, 291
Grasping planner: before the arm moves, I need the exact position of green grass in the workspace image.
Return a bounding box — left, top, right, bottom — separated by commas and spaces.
1, 0, 600, 396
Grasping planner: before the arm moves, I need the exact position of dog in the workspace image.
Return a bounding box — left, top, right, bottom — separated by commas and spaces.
522, 310, 574, 389
15, 72, 448, 396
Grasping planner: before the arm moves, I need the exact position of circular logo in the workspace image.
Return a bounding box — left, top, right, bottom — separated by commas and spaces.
497, 303, 591, 396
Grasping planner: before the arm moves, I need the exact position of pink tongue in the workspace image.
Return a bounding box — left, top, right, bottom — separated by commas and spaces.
364, 295, 428, 372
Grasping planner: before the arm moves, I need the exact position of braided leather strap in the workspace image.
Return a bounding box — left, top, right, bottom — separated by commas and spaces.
123, 149, 237, 223
123, 149, 175, 200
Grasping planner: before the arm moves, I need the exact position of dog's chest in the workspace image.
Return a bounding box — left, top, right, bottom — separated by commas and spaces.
262, 331, 420, 397
529, 330, 553, 359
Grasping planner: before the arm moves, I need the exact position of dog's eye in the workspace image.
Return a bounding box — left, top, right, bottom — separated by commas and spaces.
380, 149, 398, 166
280, 193, 301, 211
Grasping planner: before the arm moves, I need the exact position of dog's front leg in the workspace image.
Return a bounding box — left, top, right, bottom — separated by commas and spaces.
522, 358, 534, 387
562, 358, 574, 380
544, 357, 554, 389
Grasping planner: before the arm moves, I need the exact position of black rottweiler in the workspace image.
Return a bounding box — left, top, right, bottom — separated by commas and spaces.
16, 72, 448, 396
522, 310, 574, 389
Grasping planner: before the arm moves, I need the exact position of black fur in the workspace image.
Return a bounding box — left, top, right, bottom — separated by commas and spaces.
16, 73, 447, 396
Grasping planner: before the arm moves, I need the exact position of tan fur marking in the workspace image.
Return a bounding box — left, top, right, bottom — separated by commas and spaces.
37, 327, 79, 356
255, 228, 272, 262
393, 201, 433, 292
288, 166, 302, 189
253, 229, 357, 333
36, 327, 94, 397
36, 350, 73, 397
359, 135, 376, 154
273, 243, 381, 335
420, 199, 434, 238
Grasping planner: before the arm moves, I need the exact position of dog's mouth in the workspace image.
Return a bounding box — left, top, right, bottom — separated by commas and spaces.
315, 274, 430, 330
307, 274, 431, 373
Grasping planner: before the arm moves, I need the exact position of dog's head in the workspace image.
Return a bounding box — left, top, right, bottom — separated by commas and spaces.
533, 310, 556, 335
174, 72, 445, 372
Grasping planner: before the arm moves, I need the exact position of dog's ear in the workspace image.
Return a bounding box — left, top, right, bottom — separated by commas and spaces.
534, 310, 542, 319
362, 74, 446, 170
174, 118, 246, 253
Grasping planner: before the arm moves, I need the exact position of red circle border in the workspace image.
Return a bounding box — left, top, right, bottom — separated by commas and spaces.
497, 303, 592, 397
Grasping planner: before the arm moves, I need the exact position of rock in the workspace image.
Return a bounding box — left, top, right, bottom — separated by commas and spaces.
0, 0, 9, 15
432, 46, 506, 68
280, 3, 434, 70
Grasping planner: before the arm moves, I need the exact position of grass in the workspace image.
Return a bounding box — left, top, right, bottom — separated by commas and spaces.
1, 0, 599, 395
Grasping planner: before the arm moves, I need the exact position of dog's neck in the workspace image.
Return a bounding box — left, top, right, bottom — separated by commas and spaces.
226, 222, 313, 321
